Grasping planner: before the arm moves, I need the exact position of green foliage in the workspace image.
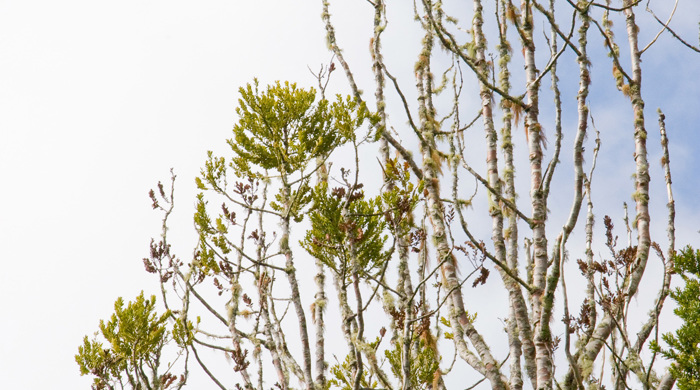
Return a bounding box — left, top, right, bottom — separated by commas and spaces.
100, 294, 169, 364
301, 181, 389, 277
76, 292, 190, 390
192, 193, 222, 275
270, 179, 313, 222
380, 158, 422, 236
192, 80, 373, 267
76, 336, 123, 389
328, 352, 378, 390
197, 151, 227, 191
227, 80, 369, 177
384, 337, 440, 389
651, 246, 700, 390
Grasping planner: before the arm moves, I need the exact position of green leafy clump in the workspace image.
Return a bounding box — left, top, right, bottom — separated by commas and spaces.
328, 352, 378, 390
226, 79, 369, 177
192, 80, 373, 276
380, 158, 422, 236
301, 181, 389, 277
76, 292, 191, 390
384, 336, 440, 389
651, 246, 700, 390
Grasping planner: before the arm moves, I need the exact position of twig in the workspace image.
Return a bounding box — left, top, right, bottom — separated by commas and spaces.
640, 0, 679, 55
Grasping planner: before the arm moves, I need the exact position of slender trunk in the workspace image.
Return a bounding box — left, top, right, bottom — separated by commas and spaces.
314, 158, 328, 389
567, 3, 652, 383
600, 5, 653, 385
228, 205, 255, 388
558, 8, 591, 388
474, 1, 530, 388
260, 283, 291, 389
259, 178, 289, 389
497, 2, 538, 386
343, 199, 365, 390
623, 0, 651, 301
564, 144, 599, 389
658, 111, 675, 260
333, 271, 360, 379
371, 0, 388, 164
622, 111, 676, 389
370, 26, 399, 383
401, 310, 412, 390
280, 182, 314, 389
518, 1, 551, 388
313, 261, 326, 388
268, 279, 307, 384
352, 269, 364, 390
228, 282, 254, 388
416, 13, 506, 389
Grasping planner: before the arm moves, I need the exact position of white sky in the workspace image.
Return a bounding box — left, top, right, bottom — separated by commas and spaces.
1, 1, 699, 389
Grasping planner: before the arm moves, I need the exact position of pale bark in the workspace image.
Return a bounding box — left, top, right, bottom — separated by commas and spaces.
267, 280, 307, 385
657, 371, 675, 390
559, 2, 591, 381
280, 182, 315, 389
498, 4, 540, 388
156, 2, 690, 389
313, 165, 328, 389
228, 286, 254, 389
618, 111, 677, 390
475, 1, 533, 388
260, 283, 292, 389
229, 205, 256, 389
517, 1, 552, 388
623, 0, 651, 302
416, 8, 506, 388
658, 110, 675, 260
574, 5, 655, 384
313, 261, 326, 389
333, 271, 359, 362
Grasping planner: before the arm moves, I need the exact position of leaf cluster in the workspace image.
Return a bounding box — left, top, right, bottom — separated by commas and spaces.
76, 292, 190, 390
652, 247, 700, 390
227, 80, 370, 177
380, 158, 423, 236
328, 352, 378, 390
384, 337, 440, 389
301, 182, 389, 278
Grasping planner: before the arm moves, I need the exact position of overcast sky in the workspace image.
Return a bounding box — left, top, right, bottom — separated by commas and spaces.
1, 1, 699, 389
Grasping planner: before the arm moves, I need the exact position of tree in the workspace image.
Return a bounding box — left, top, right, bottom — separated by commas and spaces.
652, 247, 700, 390
80, 1, 698, 389
76, 292, 193, 390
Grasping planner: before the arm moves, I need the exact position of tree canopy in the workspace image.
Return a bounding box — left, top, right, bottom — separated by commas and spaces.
78, 1, 699, 389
